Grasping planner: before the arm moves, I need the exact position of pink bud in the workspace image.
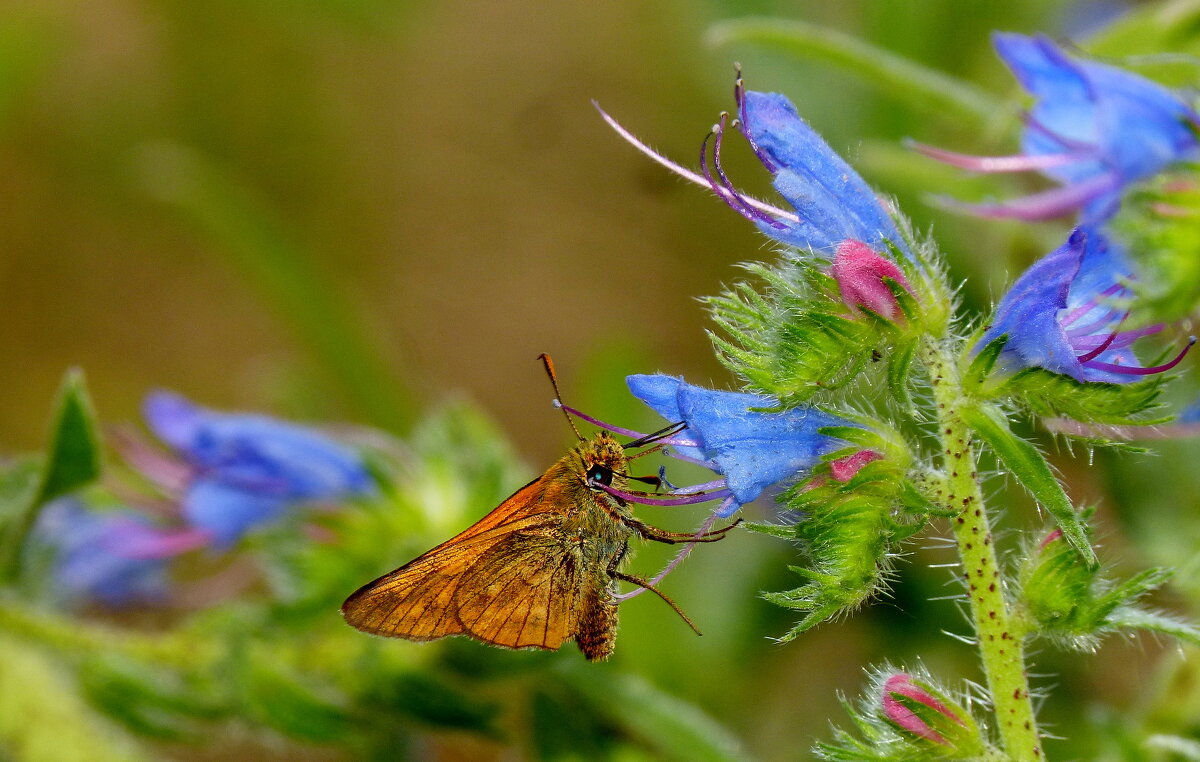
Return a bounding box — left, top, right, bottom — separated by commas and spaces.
881, 673, 962, 745
1038, 528, 1063, 551
831, 239, 913, 321
830, 450, 882, 482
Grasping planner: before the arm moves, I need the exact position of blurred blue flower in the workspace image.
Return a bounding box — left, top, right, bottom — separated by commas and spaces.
625, 375, 852, 516
916, 32, 1199, 222
34, 499, 194, 607
143, 391, 375, 547
977, 227, 1192, 382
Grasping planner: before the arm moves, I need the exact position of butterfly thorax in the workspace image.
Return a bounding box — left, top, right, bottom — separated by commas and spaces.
539, 432, 634, 561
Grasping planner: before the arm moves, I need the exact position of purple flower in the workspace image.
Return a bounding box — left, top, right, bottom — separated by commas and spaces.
915, 33, 1200, 222
139, 391, 375, 548
977, 227, 1193, 382
596, 73, 911, 258
33, 500, 201, 607
624, 375, 853, 516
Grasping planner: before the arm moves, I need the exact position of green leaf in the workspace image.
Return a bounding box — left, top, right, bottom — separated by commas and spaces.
706, 17, 1001, 125
0, 369, 103, 581
960, 403, 1097, 568
36, 369, 103, 506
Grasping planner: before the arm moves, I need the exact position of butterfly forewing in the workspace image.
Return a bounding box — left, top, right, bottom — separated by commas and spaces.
455, 528, 584, 650
342, 473, 582, 649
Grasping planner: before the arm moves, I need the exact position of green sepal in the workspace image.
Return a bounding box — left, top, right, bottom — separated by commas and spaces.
1107, 607, 1200, 647
963, 333, 1008, 397
887, 337, 918, 411
0, 369, 103, 581
960, 403, 1097, 568
1007, 366, 1168, 427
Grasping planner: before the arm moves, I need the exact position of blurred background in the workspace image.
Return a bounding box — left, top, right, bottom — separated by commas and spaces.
3, 0, 1200, 759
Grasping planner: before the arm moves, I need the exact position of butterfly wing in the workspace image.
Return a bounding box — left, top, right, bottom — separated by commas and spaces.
341, 474, 585, 650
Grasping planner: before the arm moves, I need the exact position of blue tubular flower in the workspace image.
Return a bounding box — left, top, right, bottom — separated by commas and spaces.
915, 33, 1200, 222
732, 85, 910, 258
33, 500, 197, 607
978, 227, 1193, 382
595, 72, 911, 259
625, 374, 853, 516
143, 391, 375, 547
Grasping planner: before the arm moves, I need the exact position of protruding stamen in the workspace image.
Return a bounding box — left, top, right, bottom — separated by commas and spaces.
711, 111, 789, 230
614, 511, 722, 602
700, 127, 758, 224
732, 66, 778, 174
1083, 336, 1196, 375
1060, 283, 1127, 329
907, 140, 1087, 173
931, 172, 1120, 221
1074, 328, 1119, 363
592, 101, 795, 222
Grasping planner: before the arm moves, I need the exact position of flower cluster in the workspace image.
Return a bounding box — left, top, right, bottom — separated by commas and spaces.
34, 392, 374, 606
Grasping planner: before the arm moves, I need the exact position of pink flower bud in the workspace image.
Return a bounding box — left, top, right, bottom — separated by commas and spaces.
881, 673, 963, 745
831, 239, 913, 321
830, 450, 882, 482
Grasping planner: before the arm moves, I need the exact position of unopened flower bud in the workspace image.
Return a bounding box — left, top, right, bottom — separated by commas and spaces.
829, 450, 882, 482
880, 673, 982, 756
831, 239, 914, 322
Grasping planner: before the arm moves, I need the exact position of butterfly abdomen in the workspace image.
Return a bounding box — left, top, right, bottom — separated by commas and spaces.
575, 589, 618, 661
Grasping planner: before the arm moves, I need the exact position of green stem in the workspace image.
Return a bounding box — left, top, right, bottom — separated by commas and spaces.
922, 338, 1043, 761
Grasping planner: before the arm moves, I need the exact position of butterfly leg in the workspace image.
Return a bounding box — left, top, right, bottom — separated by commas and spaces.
623, 516, 743, 544
608, 554, 702, 636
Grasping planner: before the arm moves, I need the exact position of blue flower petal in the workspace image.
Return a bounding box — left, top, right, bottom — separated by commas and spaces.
627, 374, 849, 508
144, 391, 206, 453
982, 230, 1088, 380
183, 479, 290, 548
742, 91, 909, 257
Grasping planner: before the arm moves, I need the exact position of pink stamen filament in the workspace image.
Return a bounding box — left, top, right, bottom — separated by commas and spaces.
1072, 324, 1160, 352
1074, 329, 1119, 363
1083, 336, 1196, 375
1060, 283, 1127, 328
592, 102, 797, 222
908, 141, 1086, 173
710, 112, 788, 229
934, 172, 1119, 221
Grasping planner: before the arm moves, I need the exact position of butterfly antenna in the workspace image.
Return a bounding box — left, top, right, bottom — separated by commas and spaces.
539, 353, 584, 442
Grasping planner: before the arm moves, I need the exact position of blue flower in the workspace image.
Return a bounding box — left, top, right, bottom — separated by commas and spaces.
33, 500, 186, 607
915, 33, 1199, 222
143, 391, 375, 547
978, 227, 1192, 382
625, 375, 853, 516
734, 87, 911, 258
596, 73, 911, 259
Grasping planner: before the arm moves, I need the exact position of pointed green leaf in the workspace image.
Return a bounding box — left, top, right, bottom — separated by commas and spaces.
706, 17, 1000, 124
960, 403, 1097, 568
36, 369, 102, 506
0, 369, 103, 581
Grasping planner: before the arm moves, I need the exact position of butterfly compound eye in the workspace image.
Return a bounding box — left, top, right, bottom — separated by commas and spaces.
585, 464, 613, 488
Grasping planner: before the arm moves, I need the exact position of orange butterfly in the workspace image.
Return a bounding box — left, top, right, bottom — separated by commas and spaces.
342, 355, 737, 661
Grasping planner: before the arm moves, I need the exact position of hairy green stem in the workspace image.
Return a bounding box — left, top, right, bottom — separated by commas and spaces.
922, 338, 1042, 760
